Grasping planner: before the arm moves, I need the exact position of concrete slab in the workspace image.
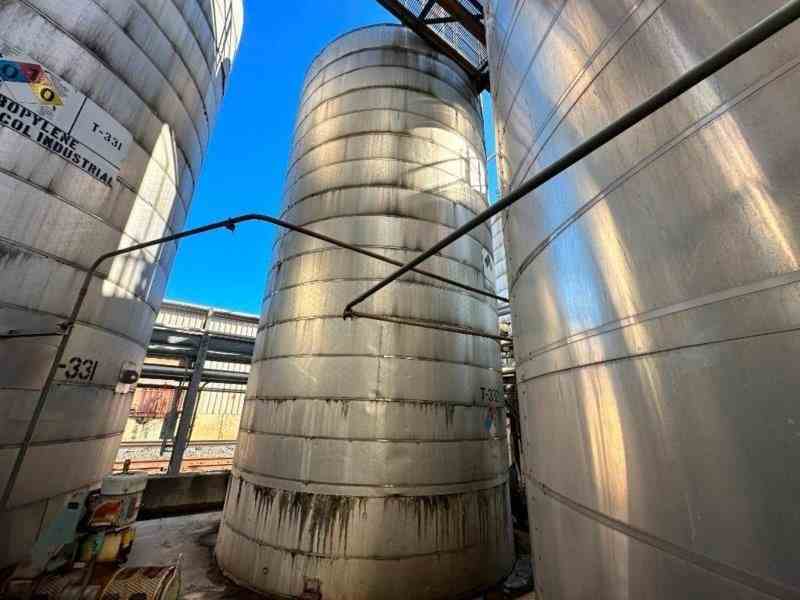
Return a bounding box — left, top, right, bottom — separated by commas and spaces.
127, 512, 258, 599
127, 512, 536, 600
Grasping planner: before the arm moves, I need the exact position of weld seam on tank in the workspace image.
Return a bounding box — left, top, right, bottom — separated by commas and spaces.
0, 429, 124, 450
269, 247, 492, 276
278, 188, 493, 232
285, 157, 489, 199
496, 0, 569, 139
268, 240, 490, 272
285, 133, 489, 183
507, 51, 800, 293
0, 227, 171, 285
14, 0, 202, 185
531, 478, 800, 600
264, 278, 496, 305
0, 300, 151, 351
244, 397, 503, 409
519, 322, 800, 385
252, 353, 500, 370
296, 62, 481, 122
238, 428, 504, 444
221, 517, 502, 561
0, 161, 180, 234
291, 107, 486, 165
301, 44, 478, 100
258, 315, 498, 338
517, 267, 800, 364
232, 467, 508, 494
232, 469, 508, 491
295, 79, 482, 139
82, 0, 211, 143
127, 0, 215, 124
273, 206, 494, 249
507, 0, 664, 188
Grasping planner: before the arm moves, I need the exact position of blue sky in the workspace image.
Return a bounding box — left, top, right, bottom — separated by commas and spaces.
165, 1, 497, 314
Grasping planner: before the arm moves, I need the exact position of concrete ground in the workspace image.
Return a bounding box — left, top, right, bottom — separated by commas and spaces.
127, 512, 536, 600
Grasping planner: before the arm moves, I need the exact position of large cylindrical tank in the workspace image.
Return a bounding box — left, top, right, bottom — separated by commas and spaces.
0, 0, 242, 567
485, 1, 800, 598
216, 24, 513, 600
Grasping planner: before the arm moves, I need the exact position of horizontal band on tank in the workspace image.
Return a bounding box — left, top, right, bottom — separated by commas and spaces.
239, 427, 504, 444
269, 237, 490, 279
502, 0, 663, 189
221, 516, 497, 562
266, 248, 487, 286
490, 1, 526, 85
284, 157, 486, 212
81, 0, 209, 146
518, 322, 800, 385
129, 0, 219, 103
252, 352, 499, 372
245, 396, 505, 410
0, 163, 179, 254
233, 465, 508, 497
0, 298, 149, 351
292, 106, 486, 170
0, 122, 188, 223
118, 0, 213, 127
263, 276, 496, 308
258, 310, 498, 340
528, 475, 800, 600
301, 43, 477, 105
297, 63, 481, 131
0, 429, 123, 451
285, 140, 488, 212
0, 235, 161, 321
271, 209, 492, 255
294, 82, 482, 151
278, 183, 491, 236
13, 0, 198, 186
0, 169, 178, 274
516, 268, 800, 371
507, 48, 800, 292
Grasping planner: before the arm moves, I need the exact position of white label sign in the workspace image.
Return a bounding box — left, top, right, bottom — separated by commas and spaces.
0, 41, 131, 187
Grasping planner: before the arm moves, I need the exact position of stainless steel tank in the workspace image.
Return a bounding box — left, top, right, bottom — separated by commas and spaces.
216, 24, 513, 600
0, 0, 242, 568
485, 1, 800, 598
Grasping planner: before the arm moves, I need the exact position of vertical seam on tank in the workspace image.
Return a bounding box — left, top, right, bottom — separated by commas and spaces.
532, 479, 800, 600
496, 0, 569, 139
129, 0, 214, 126
509, 0, 663, 188
507, 52, 800, 291
14, 0, 199, 189
163, 0, 219, 80
77, 0, 209, 156
489, 0, 525, 85
165, 0, 225, 108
